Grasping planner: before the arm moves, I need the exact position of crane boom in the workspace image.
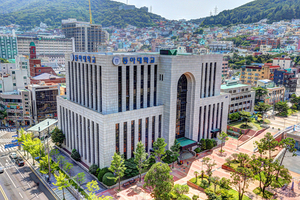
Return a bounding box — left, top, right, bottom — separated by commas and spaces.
89, 0, 93, 24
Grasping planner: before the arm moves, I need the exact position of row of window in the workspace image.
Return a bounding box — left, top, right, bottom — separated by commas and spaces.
198, 102, 223, 141
231, 95, 251, 101
68, 62, 102, 112
118, 65, 158, 112
116, 115, 162, 158
230, 100, 252, 107
230, 107, 251, 113
200, 62, 217, 98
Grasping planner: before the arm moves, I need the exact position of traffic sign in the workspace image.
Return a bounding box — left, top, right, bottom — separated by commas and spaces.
35, 156, 40, 160
11, 139, 18, 143
4, 144, 13, 149
12, 135, 18, 138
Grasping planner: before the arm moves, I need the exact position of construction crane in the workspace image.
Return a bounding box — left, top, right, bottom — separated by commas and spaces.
89, 0, 93, 24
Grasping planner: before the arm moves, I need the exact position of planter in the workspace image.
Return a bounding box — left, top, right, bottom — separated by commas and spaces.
187, 181, 206, 192
221, 164, 236, 172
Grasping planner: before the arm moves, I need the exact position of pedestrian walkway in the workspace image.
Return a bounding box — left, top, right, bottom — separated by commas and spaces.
18, 151, 77, 200
0, 143, 17, 153
52, 147, 107, 195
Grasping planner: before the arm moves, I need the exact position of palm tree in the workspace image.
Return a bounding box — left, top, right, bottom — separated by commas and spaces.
194, 171, 199, 182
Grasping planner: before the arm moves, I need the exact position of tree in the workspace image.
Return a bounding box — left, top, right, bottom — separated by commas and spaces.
89, 164, 99, 175
211, 176, 220, 193
230, 167, 253, 200
152, 138, 167, 162
217, 131, 228, 153
64, 162, 73, 173
51, 127, 65, 146
239, 111, 251, 126
39, 155, 58, 175
53, 171, 71, 200
108, 153, 126, 190
253, 86, 268, 102
50, 149, 59, 161
143, 162, 174, 200
276, 137, 296, 180
255, 132, 278, 159
249, 155, 264, 189
202, 157, 217, 184
254, 102, 272, 120
57, 155, 67, 169
74, 172, 86, 187
274, 101, 289, 116
228, 112, 240, 121
173, 184, 189, 198
170, 139, 181, 168
236, 153, 250, 168
134, 141, 148, 182
194, 171, 199, 182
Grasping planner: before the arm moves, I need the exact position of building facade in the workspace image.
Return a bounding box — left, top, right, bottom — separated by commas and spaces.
273, 69, 297, 99
257, 80, 285, 105
222, 61, 229, 77
0, 35, 18, 60
240, 64, 271, 85
57, 52, 230, 168
62, 18, 103, 52
0, 89, 32, 126
272, 57, 293, 69
221, 81, 255, 114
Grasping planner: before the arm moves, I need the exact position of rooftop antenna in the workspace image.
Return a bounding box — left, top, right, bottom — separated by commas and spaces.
210, 11, 213, 16
214, 6, 218, 16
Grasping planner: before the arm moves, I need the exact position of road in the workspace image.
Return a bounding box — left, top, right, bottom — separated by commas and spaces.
0, 143, 54, 200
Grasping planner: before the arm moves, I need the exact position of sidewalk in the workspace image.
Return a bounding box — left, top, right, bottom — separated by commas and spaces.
18, 151, 77, 200
52, 147, 107, 195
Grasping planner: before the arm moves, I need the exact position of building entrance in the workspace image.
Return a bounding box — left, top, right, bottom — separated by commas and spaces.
176, 74, 188, 139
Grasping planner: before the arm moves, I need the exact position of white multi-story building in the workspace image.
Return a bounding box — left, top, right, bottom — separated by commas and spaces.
57, 52, 230, 168
272, 56, 293, 69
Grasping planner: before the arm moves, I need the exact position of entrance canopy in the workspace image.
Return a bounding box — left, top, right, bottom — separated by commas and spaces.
177, 137, 197, 150
211, 128, 221, 133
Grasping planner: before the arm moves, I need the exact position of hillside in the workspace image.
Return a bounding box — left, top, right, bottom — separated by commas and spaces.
0, 0, 165, 28
191, 0, 300, 26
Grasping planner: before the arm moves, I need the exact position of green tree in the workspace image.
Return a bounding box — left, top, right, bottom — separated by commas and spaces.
254, 102, 272, 120
108, 153, 126, 190
152, 138, 167, 162
228, 112, 240, 121
217, 131, 228, 153
170, 139, 180, 168
71, 149, 81, 161
253, 86, 268, 102
134, 141, 148, 182
255, 132, 278, 159
202, 157, 217, 184
64, 162, 73, 173
194, 171, 199, 182
239, 111, 251, 126
51, 127, 65, 146
89, 164, 99, 175
50, 149, 59, 161
211, 176, 220, 193
276, 137, 297, 180
230, 167, 253, 200
274, 101, 289, 116
57, 155, 67, 169
143, 162, 174, 200
39, 155, 58, 175
53, 171, 71, 200
172, 184, 189, 198
74, 172, 86, 187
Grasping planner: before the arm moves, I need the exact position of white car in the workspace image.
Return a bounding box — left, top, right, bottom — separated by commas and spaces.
0, 166, 4, 173
10, 152, 17, 159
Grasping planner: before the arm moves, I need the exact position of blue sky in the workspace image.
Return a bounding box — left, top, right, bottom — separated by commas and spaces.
113, 0, 254, 20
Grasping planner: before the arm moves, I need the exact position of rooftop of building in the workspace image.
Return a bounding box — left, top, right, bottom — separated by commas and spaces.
221, 81, 248, 90
31, 73, 62, 80
27, 119, 58, 133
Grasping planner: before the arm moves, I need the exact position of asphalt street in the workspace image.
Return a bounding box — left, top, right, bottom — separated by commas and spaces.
0, 140, 54, 200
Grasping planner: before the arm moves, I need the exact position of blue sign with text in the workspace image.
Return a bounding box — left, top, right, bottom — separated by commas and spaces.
122, 57, 155, 65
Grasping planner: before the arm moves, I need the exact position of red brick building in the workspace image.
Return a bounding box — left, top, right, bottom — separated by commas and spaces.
255, 38, 280, 49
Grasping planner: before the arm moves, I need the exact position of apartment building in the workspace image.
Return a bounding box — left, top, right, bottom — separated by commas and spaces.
272, 56, 293, 69
0, 35, 18, 60
257, 79, 285, 105
240, 64, 270, 85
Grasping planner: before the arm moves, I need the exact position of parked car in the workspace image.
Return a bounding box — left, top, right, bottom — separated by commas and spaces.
10, 152, 17, 159
16, 158, 24, 166
0, 166, 4, 173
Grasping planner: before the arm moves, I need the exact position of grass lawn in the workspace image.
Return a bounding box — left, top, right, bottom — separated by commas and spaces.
229, 117, 271, 131
254, 172, 289, 188
228, 189, 252, 200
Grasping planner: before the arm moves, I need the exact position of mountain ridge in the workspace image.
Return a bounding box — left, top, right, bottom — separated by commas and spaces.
0, 0, 165, 28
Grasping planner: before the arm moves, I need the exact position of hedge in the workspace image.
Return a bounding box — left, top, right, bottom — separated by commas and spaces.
102, 172, 116, 186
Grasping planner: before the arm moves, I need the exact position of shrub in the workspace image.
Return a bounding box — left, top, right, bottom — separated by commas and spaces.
192, 194, 199, 200
178, 194, 191, 200
218, 189, 233, 199
96, 168, 100, 177
194, 147, 201, 153
89, 164, 98, 176
219, 177, 230, 189
205, 188, 220, 200
200, 179, 210, 189
102, 172, 116, 186
124, 158, 139, 178
206, 139, 214, 150
98, 167, 110, 182
71, 149, 81, 161
200, 139, 206, 150
212, 139, 217, 147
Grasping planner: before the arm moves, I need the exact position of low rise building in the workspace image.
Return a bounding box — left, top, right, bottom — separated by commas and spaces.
274, 69, 297, 99
0, 89, 32, 126
240, 64, 271, 85
28, 83, 59, 123
272, 56, 293, 69
222, 61, 229, 77
257, 79, 285, 105
221, 81, 255, 114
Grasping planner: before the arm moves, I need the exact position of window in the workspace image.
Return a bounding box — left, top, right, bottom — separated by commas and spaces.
126, 66, 130, 111
13, 83, 16, 86
124, 122, 127, 159
12, 71, 15, 74
131, 120, 135, 158
115, 124, 119, 153
118, 66, 122, 112
23, 76, 27, 79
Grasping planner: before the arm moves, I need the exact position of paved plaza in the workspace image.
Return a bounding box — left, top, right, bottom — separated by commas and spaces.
98, 133, 300, 200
